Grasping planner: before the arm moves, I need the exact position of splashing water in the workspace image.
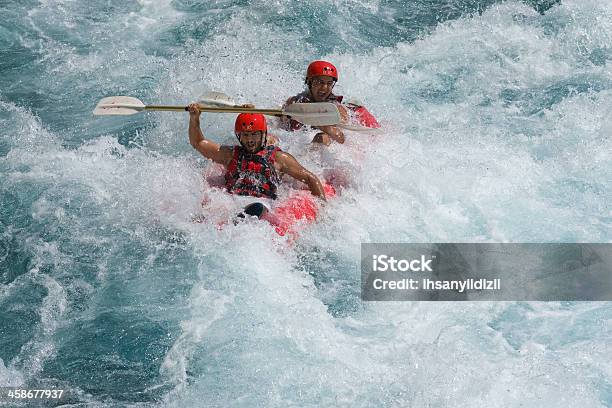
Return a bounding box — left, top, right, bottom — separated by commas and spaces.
0, 0, 610, 406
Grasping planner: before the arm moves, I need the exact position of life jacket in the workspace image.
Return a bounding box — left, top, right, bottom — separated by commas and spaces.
225, 145, 281, 199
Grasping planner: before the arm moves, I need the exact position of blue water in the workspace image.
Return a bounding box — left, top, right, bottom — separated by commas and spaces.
1, 0, 611, 406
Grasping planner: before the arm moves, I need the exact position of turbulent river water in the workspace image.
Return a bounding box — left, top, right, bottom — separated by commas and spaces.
1, 0, 610, 406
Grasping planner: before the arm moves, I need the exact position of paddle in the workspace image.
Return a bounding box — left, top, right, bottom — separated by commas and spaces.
198, 91, 239, 107
336, 123, 383, 133
93, 96, 341, 127
198, 91, 382, 133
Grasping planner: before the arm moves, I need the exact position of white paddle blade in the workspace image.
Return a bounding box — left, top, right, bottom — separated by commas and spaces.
284, 102, 340, 126
93, 96, 146, 115
338, 123, 384, 133
198, 91, 237, 107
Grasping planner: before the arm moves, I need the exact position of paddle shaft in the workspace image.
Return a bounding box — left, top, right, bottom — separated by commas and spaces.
145, 105, 284, 117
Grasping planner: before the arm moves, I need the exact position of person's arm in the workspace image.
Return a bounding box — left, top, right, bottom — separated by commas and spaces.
188, 103, 232, 165
314, 104, 348, 143
315, 125, 345, 144
275, 152, 326, 200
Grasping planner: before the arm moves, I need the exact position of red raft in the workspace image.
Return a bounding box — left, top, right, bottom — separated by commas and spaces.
262, 183, 336, 236
346, 104, 380, 129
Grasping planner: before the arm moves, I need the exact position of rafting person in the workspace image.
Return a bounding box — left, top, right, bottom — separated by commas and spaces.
188, 103, 327, 219
280, 60, 380, 145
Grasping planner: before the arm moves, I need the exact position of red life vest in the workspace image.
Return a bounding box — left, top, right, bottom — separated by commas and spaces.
225, 145, 281, 199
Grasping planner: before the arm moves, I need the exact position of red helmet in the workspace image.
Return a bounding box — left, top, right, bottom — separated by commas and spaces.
306, 60, 338, 81
234, 113, 267, 134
